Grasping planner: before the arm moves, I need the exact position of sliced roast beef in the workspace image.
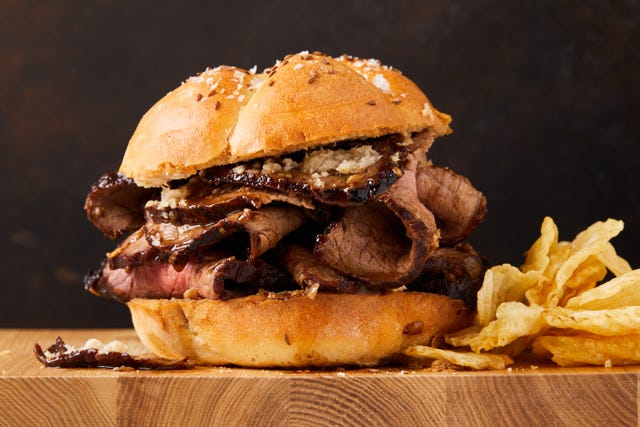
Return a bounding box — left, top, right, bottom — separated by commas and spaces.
200, 133, 435, 206
84, 129, 492, 304
145, 205, 307, 266
146, 184, 314, 225
314, 152, 439, 288
107, 228, 163, 270
85, 172, 160, 239
85, 255, 292, 302
274, 243, 360, 295
407, 243, 488, 308
416, 163, 487, 245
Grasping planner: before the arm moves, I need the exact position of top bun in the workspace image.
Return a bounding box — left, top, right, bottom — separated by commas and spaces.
120, 51, 452, 187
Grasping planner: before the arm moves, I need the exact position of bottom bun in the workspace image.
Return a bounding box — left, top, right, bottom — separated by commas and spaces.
127, 292, 473, 368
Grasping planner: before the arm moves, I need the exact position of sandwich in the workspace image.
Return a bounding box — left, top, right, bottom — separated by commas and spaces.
84, 51, 488, 367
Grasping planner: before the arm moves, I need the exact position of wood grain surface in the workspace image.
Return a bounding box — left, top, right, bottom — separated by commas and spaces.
0, 329, 638, 426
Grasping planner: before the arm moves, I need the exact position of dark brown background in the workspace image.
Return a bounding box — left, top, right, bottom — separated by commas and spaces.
1, 1, 638, 327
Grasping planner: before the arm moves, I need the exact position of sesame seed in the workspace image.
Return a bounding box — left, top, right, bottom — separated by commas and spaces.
421, 102, 434, 119
366, 100, 376, 106
214, 101, 221, 110
293, 63, 303, 71
321, 58, 329, 65
372, 73, 391, 94
233, 70, 246, 81
308, 69, 318, 84
366, 58, 381, 67
196, 93, 204, 102
208, 89, 217, 97
268, 80, 275, 86
237, 94, 245, 102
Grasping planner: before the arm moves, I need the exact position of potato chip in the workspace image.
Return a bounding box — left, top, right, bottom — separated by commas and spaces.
546, 219, 624, 307
596, 243, 632, 277
477, 265, 540, 326
542, 241, 573, 280
522, 216, 558, 274
565, 269, 640, 309
525, 242, 572, 306
494, 334, 542, 358
444, 324, 483, 348
446, 322, 543, 358
571, 218, 624, 249
438, 216, 638, 370
404, 345, 513, 370
532, 334, 640, 367
543, 306, 640, 336
469, 302, 546, 352
557, 256, 607, 306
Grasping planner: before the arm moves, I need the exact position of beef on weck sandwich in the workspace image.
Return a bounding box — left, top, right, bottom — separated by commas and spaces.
84, 51, 488, 367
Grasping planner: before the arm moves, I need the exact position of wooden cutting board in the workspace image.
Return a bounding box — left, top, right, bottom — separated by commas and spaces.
0, 329, 637, 426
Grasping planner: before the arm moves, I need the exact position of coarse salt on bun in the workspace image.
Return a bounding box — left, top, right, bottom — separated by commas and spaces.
128, 292, 471, 367
120, 51, 451, 188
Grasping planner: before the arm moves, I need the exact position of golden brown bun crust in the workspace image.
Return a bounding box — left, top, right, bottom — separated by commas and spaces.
120, 52, 452, 187
127, 292, 472, 367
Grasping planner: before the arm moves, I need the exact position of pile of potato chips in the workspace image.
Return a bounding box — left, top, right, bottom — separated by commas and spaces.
405, 217, 640, 369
